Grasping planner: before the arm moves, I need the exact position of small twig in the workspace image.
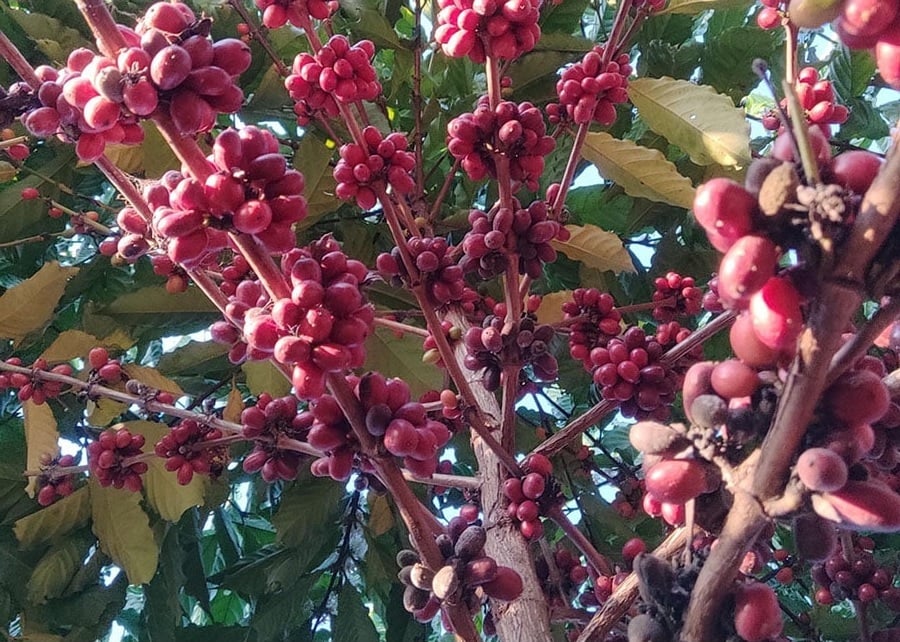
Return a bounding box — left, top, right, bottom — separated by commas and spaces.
226, 0, 289, 76
826, 296, 900, 386
373, 316, 429, 337
546, 503, 613, 576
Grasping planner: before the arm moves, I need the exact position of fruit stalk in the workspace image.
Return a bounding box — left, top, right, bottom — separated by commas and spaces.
576, 526, 693, 642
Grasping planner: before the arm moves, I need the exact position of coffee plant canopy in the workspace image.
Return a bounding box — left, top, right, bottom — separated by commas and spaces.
0, 0, 897, 641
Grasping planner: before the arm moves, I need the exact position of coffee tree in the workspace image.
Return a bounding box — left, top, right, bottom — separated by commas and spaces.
0, 0, 897, 640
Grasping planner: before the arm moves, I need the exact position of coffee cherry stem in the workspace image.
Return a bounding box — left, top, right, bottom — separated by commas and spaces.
550, 122, 590, 219
602, 0, 634, 67
47, 200, 113, 235
826, 297, 900, 386
575, 526, 693, 642
372, 316, 430, 337
0, 135, 28, 150
545, 503, 613, 576
753, 59, 804, 166
784, 21, 799, 84
0, 31, 40, 88
225, 0, 289, 77
22, 464, 89, 479
400, 469, 482, 491
501, 364, 519, 452
782, 78, 822, 185
427, 157, 461, 222
73, 0, 126, 58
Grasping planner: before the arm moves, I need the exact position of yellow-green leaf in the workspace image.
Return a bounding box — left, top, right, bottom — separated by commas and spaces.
628, 77, 752, 168
534, 291, 573, 326
660, 0, 752, 13
364, 327, 443, 397
582, 133, 696, 208
222, 381, 244, 424
90, 478, 158, 584
126, 421, 206, 522
550, 225, 635, 274
122, 364, 183, 395
23, 400, 59, 497
40, 329, 132, 362
367, 493, 394, 537
14, 487, 91, 548
0, 263, 79, 343
242, 361, 292, 397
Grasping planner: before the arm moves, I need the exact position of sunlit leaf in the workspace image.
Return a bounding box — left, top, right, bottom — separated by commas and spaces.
90, 478, 158, 585
582, 133, 696, 208
222, 382, 244, 424
14, 487, 91, 548
534, 290, 573, 326
628, 77, 752, 168
126, 421, 206, 522
0, 263, 79, 344
122, 364, 183, 395
23, 401, 59, 498
242, 361, 291, 398
551, 225, 635, 274
40, 330, 132, 362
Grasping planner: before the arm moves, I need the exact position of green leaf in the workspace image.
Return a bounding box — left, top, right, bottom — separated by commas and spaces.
336, 0, 402, 48
126, 421, 206, 522
100, 286, 218, 318
273, 478, 346, 549
334, 583, 379, 642
90, 478, 159, 585
27, 531, 94, 604
550, 225, 635, 274
23, 400, 59, 497
364, 327, 443, 397
0, 262, 79, 344
0, 147, 72, 244
294, 134, 341, 228
660, 0, 752, 13
829, 46, 877, 100
839, 96, 890, 140
14, 486, 91, 548
628, 77, 752, 168
157, 341, 231, 379
700, 27, 782, 101
582, 132, 696, 208
102, 123, 180, 179
241, 361, 292, 398
0, 5, 91, 62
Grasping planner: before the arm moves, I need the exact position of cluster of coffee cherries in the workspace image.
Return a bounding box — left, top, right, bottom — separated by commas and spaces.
811, 537, 900, 610
433, 0, 541, 63
0, 358, 73, 406
241, 393, 311, 482
759, 67, 848, 132
35, 453, 79, 507
534, 544, 590, 605
154, 419, 228, 485
377, 237, 468, 307
564, 288, 623, 369
501, 454, 555, 540
459, 199, 567, 280
210, 279, 266, 364
87, 426, 148, 491
309, 372, 454, 479
591, 326, 686, 421
285, 36, 379, 125
397, 520, 523, 625
254, 0, 338, 28
240, 237, 374, 398
651, 272, 703, 322
447, 98, 555, 190
149, 255, 189, 293
549, 46, 630, 126
23, 2, 249, 161
778, 0, 900, 88
87, 347, 132, 387
463, 313, 558, 392
629, 419, 722, 527
333, 126, 416, 209
796, 360, 900, 532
